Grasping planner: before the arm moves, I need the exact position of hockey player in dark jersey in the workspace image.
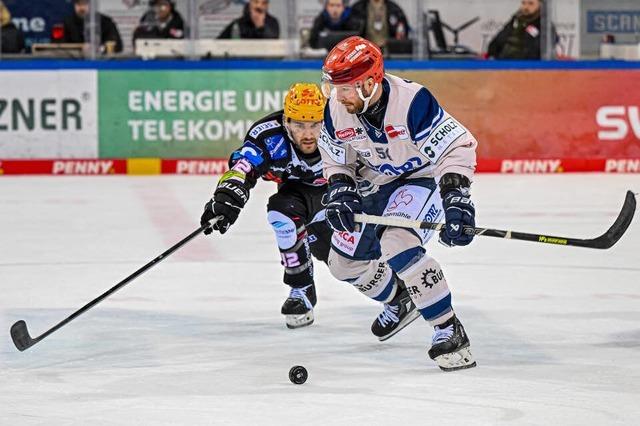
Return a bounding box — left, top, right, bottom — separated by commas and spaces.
200, 83, 330, 329
200, 82, 419, 336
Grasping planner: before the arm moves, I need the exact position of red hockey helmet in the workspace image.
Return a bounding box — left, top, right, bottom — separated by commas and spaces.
321, 36, 384, 112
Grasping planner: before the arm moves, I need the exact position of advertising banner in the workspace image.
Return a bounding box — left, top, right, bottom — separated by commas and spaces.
399, 70, 640, 160
98, 69, 317, 158
0, 70, 98, 158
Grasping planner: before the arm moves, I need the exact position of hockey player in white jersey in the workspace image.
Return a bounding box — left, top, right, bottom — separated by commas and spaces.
319, 36, 478, 371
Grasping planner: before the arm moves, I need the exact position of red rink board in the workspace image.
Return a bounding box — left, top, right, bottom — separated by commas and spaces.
0, 158, 639, 175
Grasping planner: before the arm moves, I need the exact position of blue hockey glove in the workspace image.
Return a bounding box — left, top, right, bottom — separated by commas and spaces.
325, 174, 362, 233
439, 173, 475, 247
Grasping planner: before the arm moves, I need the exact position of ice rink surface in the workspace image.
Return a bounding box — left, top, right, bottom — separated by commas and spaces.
0, 174, 638, 425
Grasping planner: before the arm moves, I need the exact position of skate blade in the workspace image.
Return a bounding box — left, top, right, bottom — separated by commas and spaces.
285, 311, 314, 329
378, 309, 421, 342
433, 346, 477, 372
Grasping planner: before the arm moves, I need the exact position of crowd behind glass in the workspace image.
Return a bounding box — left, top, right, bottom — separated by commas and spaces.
0, 0, 559, 60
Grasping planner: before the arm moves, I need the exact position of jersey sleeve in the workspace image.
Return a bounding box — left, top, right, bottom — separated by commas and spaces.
407, 87, 477, 181
227, 131, 273, 188
317, 103, 358, 180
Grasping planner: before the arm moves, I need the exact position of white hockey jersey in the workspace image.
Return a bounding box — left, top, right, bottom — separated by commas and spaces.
319, 73, 477, 186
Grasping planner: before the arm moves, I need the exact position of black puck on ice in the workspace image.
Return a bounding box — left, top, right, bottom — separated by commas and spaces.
289, 365, 308, 384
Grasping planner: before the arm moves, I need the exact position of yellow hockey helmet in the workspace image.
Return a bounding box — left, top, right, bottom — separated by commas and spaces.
283, 83, 326, 122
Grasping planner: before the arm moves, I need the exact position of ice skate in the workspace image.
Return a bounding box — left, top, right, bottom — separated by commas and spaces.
428, 315, 476, 371
281, 284, 317, 329
371, 283, 420, 341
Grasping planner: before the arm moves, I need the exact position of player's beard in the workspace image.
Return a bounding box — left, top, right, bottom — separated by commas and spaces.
341, 95, 365, 114
341, 85, 372, 114
295, 138, 317, 154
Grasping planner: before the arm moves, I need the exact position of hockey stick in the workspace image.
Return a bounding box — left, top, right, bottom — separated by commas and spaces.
10, 224, 211, 352
354, 190, 636, 250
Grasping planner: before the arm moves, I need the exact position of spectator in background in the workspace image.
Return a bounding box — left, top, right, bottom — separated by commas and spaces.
60, 0, 123, 53
351, 0, 408, 49
487, 0, 556, 59
0, 0, 26, 53
133, 0, 185, 43
309, 0, 363, 49
218, 0, 280, 39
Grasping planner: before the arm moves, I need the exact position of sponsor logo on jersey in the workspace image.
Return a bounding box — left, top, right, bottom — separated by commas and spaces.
424, 204, 442, 223
377, 157, 423, 176
356, 148, 373, 158
420, 117, 466, 161
388, 189, 413, 211
264, 134, 289, 160
336, 128, 356, 139
238, 141, 264, 166
249, 120, 280, 138
384, 125, 408, 140
318, 128, 346, 164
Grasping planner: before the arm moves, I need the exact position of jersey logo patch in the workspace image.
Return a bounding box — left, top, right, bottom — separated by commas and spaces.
336, 128, 356, 139
376, 157, 423, 176
238, 141, 264, 166
264, 135, 289, 160
388, 190, 414, 211
318, 128, 346, 164
249, 120, 280, 138
419, 117, 466, 162
385, 125, 408, 140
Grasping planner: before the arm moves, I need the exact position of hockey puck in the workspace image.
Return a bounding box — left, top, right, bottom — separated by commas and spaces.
289, 365, 308, 384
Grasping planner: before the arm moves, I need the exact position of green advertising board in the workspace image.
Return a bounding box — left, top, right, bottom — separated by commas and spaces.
98, 70, 319, 158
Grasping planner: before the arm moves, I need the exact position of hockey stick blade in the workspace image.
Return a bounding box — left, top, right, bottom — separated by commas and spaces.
354, 190, 636, 249
584, 190, 636, 249
10, 320, 35, 352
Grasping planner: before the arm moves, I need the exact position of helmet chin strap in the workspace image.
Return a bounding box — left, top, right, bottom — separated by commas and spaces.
357, 82, 379, 114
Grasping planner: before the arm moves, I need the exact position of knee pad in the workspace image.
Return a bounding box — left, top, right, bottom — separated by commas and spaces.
328, 249, 396, 302
267, 210, 300, 250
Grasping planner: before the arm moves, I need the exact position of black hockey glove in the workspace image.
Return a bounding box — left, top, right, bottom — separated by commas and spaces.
201, 170, 250, 235
439, 173, 475, 247
325, 174, 362, 233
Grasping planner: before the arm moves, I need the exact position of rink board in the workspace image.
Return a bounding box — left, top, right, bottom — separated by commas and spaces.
0, 157, 639, 175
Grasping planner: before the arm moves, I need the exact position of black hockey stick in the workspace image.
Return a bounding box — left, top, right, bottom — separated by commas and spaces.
355, 190, 636, 249
10, 224, 211, 352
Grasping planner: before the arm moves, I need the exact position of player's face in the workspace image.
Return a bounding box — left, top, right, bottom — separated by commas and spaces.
288, 119, 322, 154
334, 78, 375, 114
520, 0, 540, 16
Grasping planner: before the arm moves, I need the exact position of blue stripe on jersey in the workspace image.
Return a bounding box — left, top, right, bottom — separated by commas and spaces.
323, 102, 337, 139
407, 87, 444, 141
